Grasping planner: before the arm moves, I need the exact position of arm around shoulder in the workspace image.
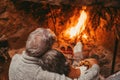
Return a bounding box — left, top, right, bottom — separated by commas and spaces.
78, 64, 100, 80
36, 67, 72, 80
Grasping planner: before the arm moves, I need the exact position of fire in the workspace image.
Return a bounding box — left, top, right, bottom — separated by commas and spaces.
64, 10, 87, 39
82, 34, 88, 39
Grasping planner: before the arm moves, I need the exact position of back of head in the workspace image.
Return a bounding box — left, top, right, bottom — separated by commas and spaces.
39, 49, 70, 76
26, 28, 56, 57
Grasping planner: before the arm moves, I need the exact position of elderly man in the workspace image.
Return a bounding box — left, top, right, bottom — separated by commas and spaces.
9, 28, 100, 80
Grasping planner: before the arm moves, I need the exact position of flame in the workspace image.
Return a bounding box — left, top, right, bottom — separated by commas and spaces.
65, 10, 87, 39
82, 34, 88, 39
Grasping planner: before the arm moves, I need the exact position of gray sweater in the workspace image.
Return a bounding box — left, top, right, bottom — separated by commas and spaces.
9, 51, 100, 80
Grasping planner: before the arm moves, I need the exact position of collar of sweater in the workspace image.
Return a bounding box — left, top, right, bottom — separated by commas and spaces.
21, 51, 40, 64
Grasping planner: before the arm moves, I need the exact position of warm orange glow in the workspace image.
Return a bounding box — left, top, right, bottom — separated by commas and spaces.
65, 10, 87, 39
82, 34, 88, 39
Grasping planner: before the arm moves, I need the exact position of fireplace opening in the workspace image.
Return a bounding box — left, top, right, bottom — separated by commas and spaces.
0, 0, 120, 79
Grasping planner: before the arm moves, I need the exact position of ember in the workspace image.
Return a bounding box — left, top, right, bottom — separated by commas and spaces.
82, 34, 88, 40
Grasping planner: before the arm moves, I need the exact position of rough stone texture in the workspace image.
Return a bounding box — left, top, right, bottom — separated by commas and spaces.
0, 0, 40, 49
106, 71, 120, 80
14, 0, 120, 7
82, 39, 120, 78
88, 46, 113, 77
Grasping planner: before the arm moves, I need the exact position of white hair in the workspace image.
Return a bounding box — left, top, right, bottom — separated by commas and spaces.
26, 28, 56, 57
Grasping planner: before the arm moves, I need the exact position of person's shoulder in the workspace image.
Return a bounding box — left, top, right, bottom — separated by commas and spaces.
12, 53, 21, 60
13, 53, 21, 57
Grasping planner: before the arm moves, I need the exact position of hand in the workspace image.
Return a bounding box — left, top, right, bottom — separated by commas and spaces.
79, 58, 98, 68
83, 58, 98, 68
79, 60, 90, 69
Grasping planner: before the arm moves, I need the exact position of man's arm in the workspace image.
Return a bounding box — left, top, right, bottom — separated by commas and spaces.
78, 64, 100, 80
36, 67, 72, 80
36, 58, 100, 80
78, 58, 100, 80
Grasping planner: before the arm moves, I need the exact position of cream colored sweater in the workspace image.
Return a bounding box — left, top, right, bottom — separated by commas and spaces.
9, 51, 100, 80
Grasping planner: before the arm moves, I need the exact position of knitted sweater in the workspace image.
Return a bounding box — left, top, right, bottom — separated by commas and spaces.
9, 51, 100, 80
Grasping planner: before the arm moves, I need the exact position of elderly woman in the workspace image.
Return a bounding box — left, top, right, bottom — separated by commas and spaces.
39, 49, 81, 79
9, 28, 100, 80
39, 49, 70, 76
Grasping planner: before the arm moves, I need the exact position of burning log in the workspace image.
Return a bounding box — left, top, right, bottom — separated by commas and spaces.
73, 42, 83, 60
72, 41, 84, 66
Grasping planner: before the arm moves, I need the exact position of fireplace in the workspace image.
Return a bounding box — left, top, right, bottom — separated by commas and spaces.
0, 0, 120, 78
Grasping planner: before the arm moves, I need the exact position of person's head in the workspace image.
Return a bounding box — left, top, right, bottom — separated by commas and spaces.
26, 28, 56, 57
39, 49, 70, 76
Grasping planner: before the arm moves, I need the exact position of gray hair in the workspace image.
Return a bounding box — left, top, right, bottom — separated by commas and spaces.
39, 49, 70, 76
26, 28, 56, 57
